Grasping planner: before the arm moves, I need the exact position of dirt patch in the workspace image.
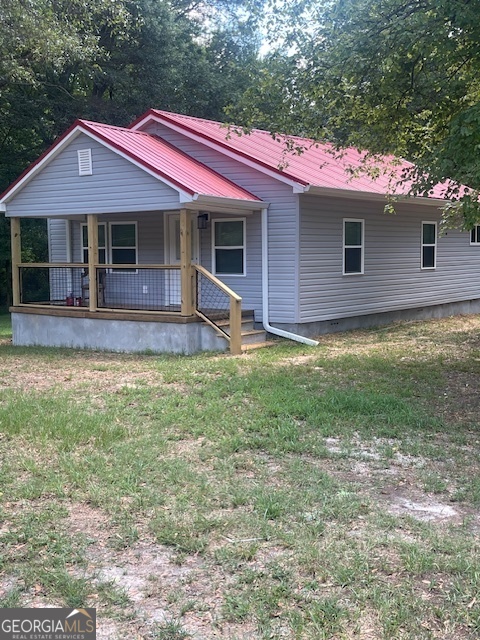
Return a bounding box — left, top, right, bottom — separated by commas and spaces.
1, 363, 159, 392
274, 353, 318, 367
437, 370, 480, 424
90, 540, 260, 639
67, 503, 111, 544
386, 495, 459, 522
344, 608, 383, 640
63, 501, 260, 639
304, 437, 478, 528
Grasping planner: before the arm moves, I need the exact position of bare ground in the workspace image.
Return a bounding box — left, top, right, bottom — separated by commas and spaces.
1, 315, 480, 637
1, 438, 477, 638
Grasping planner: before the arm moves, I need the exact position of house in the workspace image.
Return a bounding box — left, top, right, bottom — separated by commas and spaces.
1, 109, 479, 354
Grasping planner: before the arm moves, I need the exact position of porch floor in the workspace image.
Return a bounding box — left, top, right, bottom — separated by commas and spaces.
10, 305, 254, 324
11, 305, 196, 323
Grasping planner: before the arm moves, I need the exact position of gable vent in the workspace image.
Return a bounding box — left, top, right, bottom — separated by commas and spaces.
77, 149, 92, 176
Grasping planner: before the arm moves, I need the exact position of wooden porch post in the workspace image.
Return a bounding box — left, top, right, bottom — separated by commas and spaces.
87, 214, 98, 311
10, 217, 21, 306
180, 208, 193, 316
229, 297, 242, 355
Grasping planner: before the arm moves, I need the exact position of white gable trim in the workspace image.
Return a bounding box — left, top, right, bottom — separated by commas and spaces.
0, 127, 82, 204
0, 124, 194, 205
132, 114, 307, 192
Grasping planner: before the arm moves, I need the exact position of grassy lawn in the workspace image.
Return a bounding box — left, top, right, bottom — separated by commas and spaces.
0, 313, 479, 639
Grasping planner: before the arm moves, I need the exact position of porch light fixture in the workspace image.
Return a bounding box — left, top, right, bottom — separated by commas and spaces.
197, 212, 209, 230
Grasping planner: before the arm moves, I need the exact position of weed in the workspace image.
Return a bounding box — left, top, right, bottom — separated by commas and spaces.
153, 619, 190, 639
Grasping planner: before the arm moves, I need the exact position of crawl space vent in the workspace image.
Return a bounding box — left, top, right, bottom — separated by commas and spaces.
77, 149, 92, 176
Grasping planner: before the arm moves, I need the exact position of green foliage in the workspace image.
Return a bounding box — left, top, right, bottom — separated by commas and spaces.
0, 0, 265, 303
0, 218, 48, 306
0, 0, 266, 194
232, 0, 480, 225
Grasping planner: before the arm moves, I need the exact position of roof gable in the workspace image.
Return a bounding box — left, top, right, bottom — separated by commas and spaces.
3, 132, 185, 217
0, 120, 262, 206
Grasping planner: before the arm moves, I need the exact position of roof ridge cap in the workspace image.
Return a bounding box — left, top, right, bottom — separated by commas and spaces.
150, 111, 329, 146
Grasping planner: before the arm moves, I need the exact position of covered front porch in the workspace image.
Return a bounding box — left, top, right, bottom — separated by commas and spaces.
10, 209, 257, 354
1, 116, 271, 354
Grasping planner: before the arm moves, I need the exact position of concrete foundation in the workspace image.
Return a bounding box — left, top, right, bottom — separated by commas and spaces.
12, 311, 228, 354
273, 298, 480, 338
12, 297, 480, 354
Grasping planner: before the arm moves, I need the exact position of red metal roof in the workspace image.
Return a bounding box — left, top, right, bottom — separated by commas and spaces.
79, 121, 261, 201
0, 119, 262, 203
140, 110, 454, 200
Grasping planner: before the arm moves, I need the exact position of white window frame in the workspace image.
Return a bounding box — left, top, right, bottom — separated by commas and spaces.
212, 218, 246, 277
109, 221, 138, 273
470, 225, 480, 245
81, 222, 138, 271
343, 218, 364, 275
80, 222, 107, 264
421, 221, 437, 270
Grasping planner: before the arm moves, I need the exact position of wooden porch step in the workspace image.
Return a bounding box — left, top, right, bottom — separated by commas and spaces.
201, 310, 273, 351
240, 329, 268, 345
216, 317, 255, 334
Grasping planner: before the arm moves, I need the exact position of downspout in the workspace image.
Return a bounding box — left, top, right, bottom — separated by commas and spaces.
261, 208, 319, 347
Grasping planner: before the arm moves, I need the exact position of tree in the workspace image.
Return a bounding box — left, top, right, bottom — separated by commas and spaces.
231, 0, 480, 227
0, 0, 266, 191
0, 0, 265, 305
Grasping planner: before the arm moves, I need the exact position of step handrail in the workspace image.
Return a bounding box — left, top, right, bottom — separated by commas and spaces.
193, 265, 242, 355
194, 265, 242, 301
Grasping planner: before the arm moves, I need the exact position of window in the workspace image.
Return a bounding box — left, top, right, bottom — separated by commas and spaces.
213, 219, 245, 276
471, 226, 480, 244
81, 223, 106, 264
343, 219, 364, 275
110, 222, 137, 272
81, 222, 137, 271
422, 222, 437, 269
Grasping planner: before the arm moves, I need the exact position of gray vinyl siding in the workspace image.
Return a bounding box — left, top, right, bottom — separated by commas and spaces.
141, 122, 299, 323
48, 219, 69, 262
71, 212, 166, 263
299, 195, 480, 322
47, 219, 71, 300
200, 212, 262, 317
7, 133, 180, 217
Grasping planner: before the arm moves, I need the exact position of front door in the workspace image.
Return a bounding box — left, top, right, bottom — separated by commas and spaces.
164, 213, 199, 306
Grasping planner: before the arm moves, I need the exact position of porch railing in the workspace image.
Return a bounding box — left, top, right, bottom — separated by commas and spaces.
193, 265, 242, 355
19, 263, 85, 306
94, 264, 181, 312
16, 262, 242, 354
18, 263, 181, 312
